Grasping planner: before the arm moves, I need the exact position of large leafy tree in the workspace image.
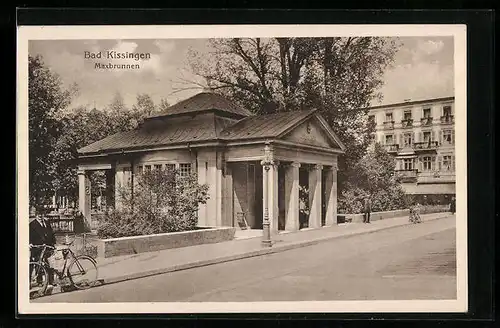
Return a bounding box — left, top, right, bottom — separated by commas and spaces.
338, 143, 407, 213
188, 37, 400, 190
52, 93, 163, 205
28, 55, 74, 206
52, 106, 115, 204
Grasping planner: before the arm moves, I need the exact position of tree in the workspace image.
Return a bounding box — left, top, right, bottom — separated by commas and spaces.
28, 55, 74, 206
130, 93, 161, 127
189, 37, 400, 190
158, 97, 170, 112
106, 92, 135, 132
338, 143, 407, 213
52, 106, 114, 204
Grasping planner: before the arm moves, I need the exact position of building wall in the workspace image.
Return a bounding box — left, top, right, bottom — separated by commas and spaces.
368, 97, 456, 196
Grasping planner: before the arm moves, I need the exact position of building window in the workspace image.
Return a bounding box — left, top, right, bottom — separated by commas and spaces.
385, 112, 393, 122
422, 156, 433, 171
154, 164, 162, 171
442, 155, 454, 171
443, 105, 452, 116
423, 108, 431, 118
423, 131, 432, 143
136, 166, 143, 174
368, 115, 375, 124
403, 159, 414, 170
385, 134, 394, 145
403, 110, 412, 120
165, 164, 175, 171
403, 132, 413, 147
179, 163, 192, 177
144, 165, 151, 173
442, 129, 454, 145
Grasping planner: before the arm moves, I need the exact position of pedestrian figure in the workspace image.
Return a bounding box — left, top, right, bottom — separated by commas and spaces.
363, 197, 371, 223
29, 206, 57, 285
450, 196, 456, 214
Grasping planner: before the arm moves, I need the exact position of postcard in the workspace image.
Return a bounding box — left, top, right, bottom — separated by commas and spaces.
17, 24, 467, 314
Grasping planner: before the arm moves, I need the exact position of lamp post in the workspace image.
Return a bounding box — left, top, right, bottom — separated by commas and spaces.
260, 143, 273, 247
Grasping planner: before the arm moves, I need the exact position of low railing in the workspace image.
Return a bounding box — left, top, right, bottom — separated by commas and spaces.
46, 212, 102, 233
46, 214, 79, 233
440, 115, 454, 124
384, 144, 399, 153
395, 169, 418, 181
401, 119, 413, 128
383, 120, 395, 129
420, 117, 433, 126
413, 141, 439, 151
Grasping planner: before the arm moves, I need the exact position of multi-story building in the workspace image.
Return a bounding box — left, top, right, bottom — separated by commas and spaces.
368, 96, 455, 203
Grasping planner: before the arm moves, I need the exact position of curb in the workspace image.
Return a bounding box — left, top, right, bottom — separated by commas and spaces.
101, 213, 451, 284
44, 213, 452, 296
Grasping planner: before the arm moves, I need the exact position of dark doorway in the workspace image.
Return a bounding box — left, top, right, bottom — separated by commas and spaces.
321, 170, 326, 226
278, 166, 286, 230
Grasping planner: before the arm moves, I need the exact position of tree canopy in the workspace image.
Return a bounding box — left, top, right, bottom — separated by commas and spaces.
338, 143, 407, 213
28, 55, 74, 206
188, 37, 401, 188
51, 92, 164, 204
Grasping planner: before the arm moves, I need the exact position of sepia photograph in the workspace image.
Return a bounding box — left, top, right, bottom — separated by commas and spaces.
16, 24, 467, 314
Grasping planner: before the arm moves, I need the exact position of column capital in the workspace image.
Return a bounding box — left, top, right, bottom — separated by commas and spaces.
327, 163, 339, 171
77, 169, 86, 176
290, 162, 301, 168
313, 164, 323, 171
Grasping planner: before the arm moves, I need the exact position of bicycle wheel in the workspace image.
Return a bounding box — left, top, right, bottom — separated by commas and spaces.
29, 262, 48, 298
67, 255, 98, 289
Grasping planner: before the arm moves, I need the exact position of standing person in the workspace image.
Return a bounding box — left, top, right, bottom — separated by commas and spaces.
29, 206, 56, 285
363, 197, 372, 224
450, 196, 456, 214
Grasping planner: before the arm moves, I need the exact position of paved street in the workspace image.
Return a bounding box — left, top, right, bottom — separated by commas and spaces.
35, 216, 456, 302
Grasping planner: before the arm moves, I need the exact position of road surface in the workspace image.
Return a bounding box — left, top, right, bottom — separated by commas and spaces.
35, 216, 456, 302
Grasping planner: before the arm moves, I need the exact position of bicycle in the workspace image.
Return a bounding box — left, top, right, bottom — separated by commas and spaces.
409, 207, 422, 224
29, 240, 98, 299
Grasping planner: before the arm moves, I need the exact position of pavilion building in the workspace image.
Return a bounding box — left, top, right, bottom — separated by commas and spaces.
76, 92, 345, 233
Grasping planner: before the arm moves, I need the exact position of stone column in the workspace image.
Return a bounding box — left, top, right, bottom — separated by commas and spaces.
105, 169, 115, 210
78, 169, 91, 227
263, 161, 279, 234
324, 164, 338, 226
114, 168, 124, 210
196, 157, 207, 226
285, 162, 300, 231
308, 164, 323, 228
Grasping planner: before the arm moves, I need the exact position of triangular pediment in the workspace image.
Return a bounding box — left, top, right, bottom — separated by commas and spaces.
280, 115, 344, 150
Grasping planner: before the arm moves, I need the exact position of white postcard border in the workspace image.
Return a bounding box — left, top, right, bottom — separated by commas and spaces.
17, 24, 467, 314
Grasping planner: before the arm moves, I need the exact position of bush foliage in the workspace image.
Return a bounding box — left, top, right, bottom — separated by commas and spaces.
97, 169, 209, 239
338, 143, 408, 213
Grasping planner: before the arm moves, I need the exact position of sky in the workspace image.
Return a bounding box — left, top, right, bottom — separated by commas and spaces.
29, 36, 454, 110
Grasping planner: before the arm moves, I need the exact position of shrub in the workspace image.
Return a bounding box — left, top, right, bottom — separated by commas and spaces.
97, 169, 209, 239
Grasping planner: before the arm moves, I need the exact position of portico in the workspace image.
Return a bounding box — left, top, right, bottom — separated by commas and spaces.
76, 92, 345, 233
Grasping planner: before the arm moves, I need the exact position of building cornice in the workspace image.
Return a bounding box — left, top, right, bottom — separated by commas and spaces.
368, 96, 455, 111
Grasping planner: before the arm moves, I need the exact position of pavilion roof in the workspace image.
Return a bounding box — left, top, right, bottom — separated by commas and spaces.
147, 92, 253, 119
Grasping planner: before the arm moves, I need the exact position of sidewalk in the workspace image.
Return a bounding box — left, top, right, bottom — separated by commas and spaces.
50, 212, 452, 295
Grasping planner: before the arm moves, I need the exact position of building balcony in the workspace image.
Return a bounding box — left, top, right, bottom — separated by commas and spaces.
440, 115, 454, 124
417, 170, 456, 184
395, 169, 418, 182
383, 120, 395, 129
420, 117, 433, 126
384, 144, 399, 153
413, 141, 439, 152
401, 119, 413, 128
